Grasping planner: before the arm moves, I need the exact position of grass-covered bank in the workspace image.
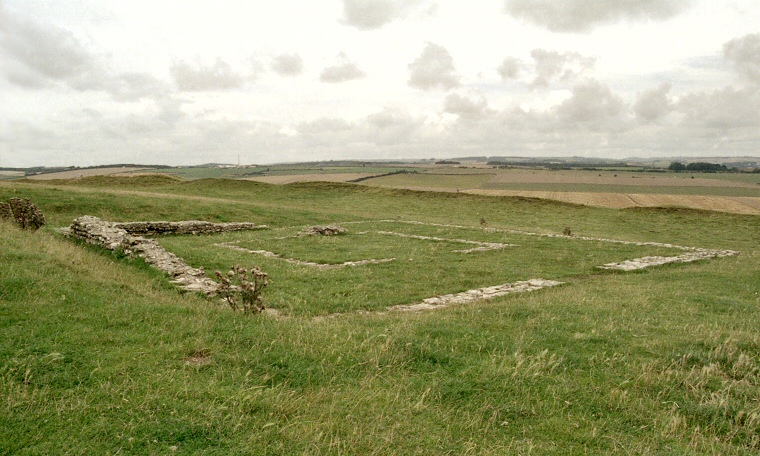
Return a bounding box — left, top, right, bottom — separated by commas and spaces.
1, 177, 759, 454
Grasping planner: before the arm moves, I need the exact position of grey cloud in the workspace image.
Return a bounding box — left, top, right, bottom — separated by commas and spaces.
504, 0, 694, 33
271, 53, 303, 76
633, 82, 672, 122
340, 0, 432, 30
105, 72, 171, 102
724, 33, 760, 83
408, 43, 460, 91
555, 80, 625, 128
365, 107, 423, 145
319, 53, 366, 83
443, 93, 492, 119
0, 5, 168, 100
170, 58, 245, 91
530, 49, 595, 87
498, 57, 521, 80
0, 6, 98, 88
676, 86, 760, 130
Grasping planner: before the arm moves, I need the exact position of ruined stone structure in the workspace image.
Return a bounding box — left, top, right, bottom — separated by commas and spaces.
63, 216, 265, 294
114, 220, 262, 236
0, 197, 46, 230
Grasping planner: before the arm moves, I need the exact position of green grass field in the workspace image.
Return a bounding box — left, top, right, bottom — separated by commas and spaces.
2, 176, 759, 454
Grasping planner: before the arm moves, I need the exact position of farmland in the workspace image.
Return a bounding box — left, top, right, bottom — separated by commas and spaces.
1, 174, 760, 454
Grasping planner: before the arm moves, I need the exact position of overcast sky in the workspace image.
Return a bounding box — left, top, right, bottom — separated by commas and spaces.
1, 0, 760, 167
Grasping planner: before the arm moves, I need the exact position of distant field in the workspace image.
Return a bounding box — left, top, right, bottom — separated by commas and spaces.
358, 168, 760, 215
361, 172, 496, 190
25, 166, 148, 180
486, 168, 760, 187
0, 171, 24, 180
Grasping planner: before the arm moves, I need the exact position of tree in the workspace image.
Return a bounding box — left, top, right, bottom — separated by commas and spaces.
668, 161, 686, 171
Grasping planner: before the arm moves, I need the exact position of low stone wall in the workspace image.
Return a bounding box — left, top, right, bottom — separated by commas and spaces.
63, 216, 265, 294
114, 220, 263, 236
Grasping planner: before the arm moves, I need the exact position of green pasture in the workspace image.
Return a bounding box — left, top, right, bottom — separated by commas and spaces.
158, 221, 678, 316
1, 176, 759, 454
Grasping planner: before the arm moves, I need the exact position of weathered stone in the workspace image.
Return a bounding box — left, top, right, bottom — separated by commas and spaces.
1, 197, 46, 230
62, 216, 266, 295
299, 225, 348, 236
597, 249, 739, 271
389, 279, 564, 312
114, 220, 264, 236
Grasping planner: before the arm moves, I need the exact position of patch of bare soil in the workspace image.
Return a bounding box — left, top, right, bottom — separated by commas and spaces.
242, 173, 381, 184
25, 167, 148, 180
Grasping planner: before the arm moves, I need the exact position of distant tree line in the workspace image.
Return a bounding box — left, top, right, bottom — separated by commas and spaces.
668, 161, 733, 172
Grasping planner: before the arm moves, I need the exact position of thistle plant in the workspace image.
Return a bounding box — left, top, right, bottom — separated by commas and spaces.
214, 265, 269, 314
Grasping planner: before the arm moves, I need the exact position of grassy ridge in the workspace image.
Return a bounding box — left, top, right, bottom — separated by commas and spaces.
1, 177, 760, 454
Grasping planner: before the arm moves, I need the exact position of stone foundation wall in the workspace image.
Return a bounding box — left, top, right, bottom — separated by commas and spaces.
63, 216, 265, 294
114, 220, 263, 236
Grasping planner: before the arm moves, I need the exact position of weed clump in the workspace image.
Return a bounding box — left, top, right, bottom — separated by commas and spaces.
0, 197, 46, 230
214, 265, 269, 314
563, 226, 573, 236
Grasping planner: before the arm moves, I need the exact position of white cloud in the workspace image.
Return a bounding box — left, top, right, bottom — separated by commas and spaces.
408, 43, 460, 91
724, 33, 760, 83
504, 0, 695, 33
170, 58, 246, 91
443, 93, 492, 119
271, 53, 304, 77
530, 49, 595, 87
554, 80, 625, 129
498, 57, 521, 80
340, 0, 433, 30
319, 53, 366, 83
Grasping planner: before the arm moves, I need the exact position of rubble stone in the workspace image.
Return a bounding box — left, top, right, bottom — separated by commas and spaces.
299, 225, 348, 236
